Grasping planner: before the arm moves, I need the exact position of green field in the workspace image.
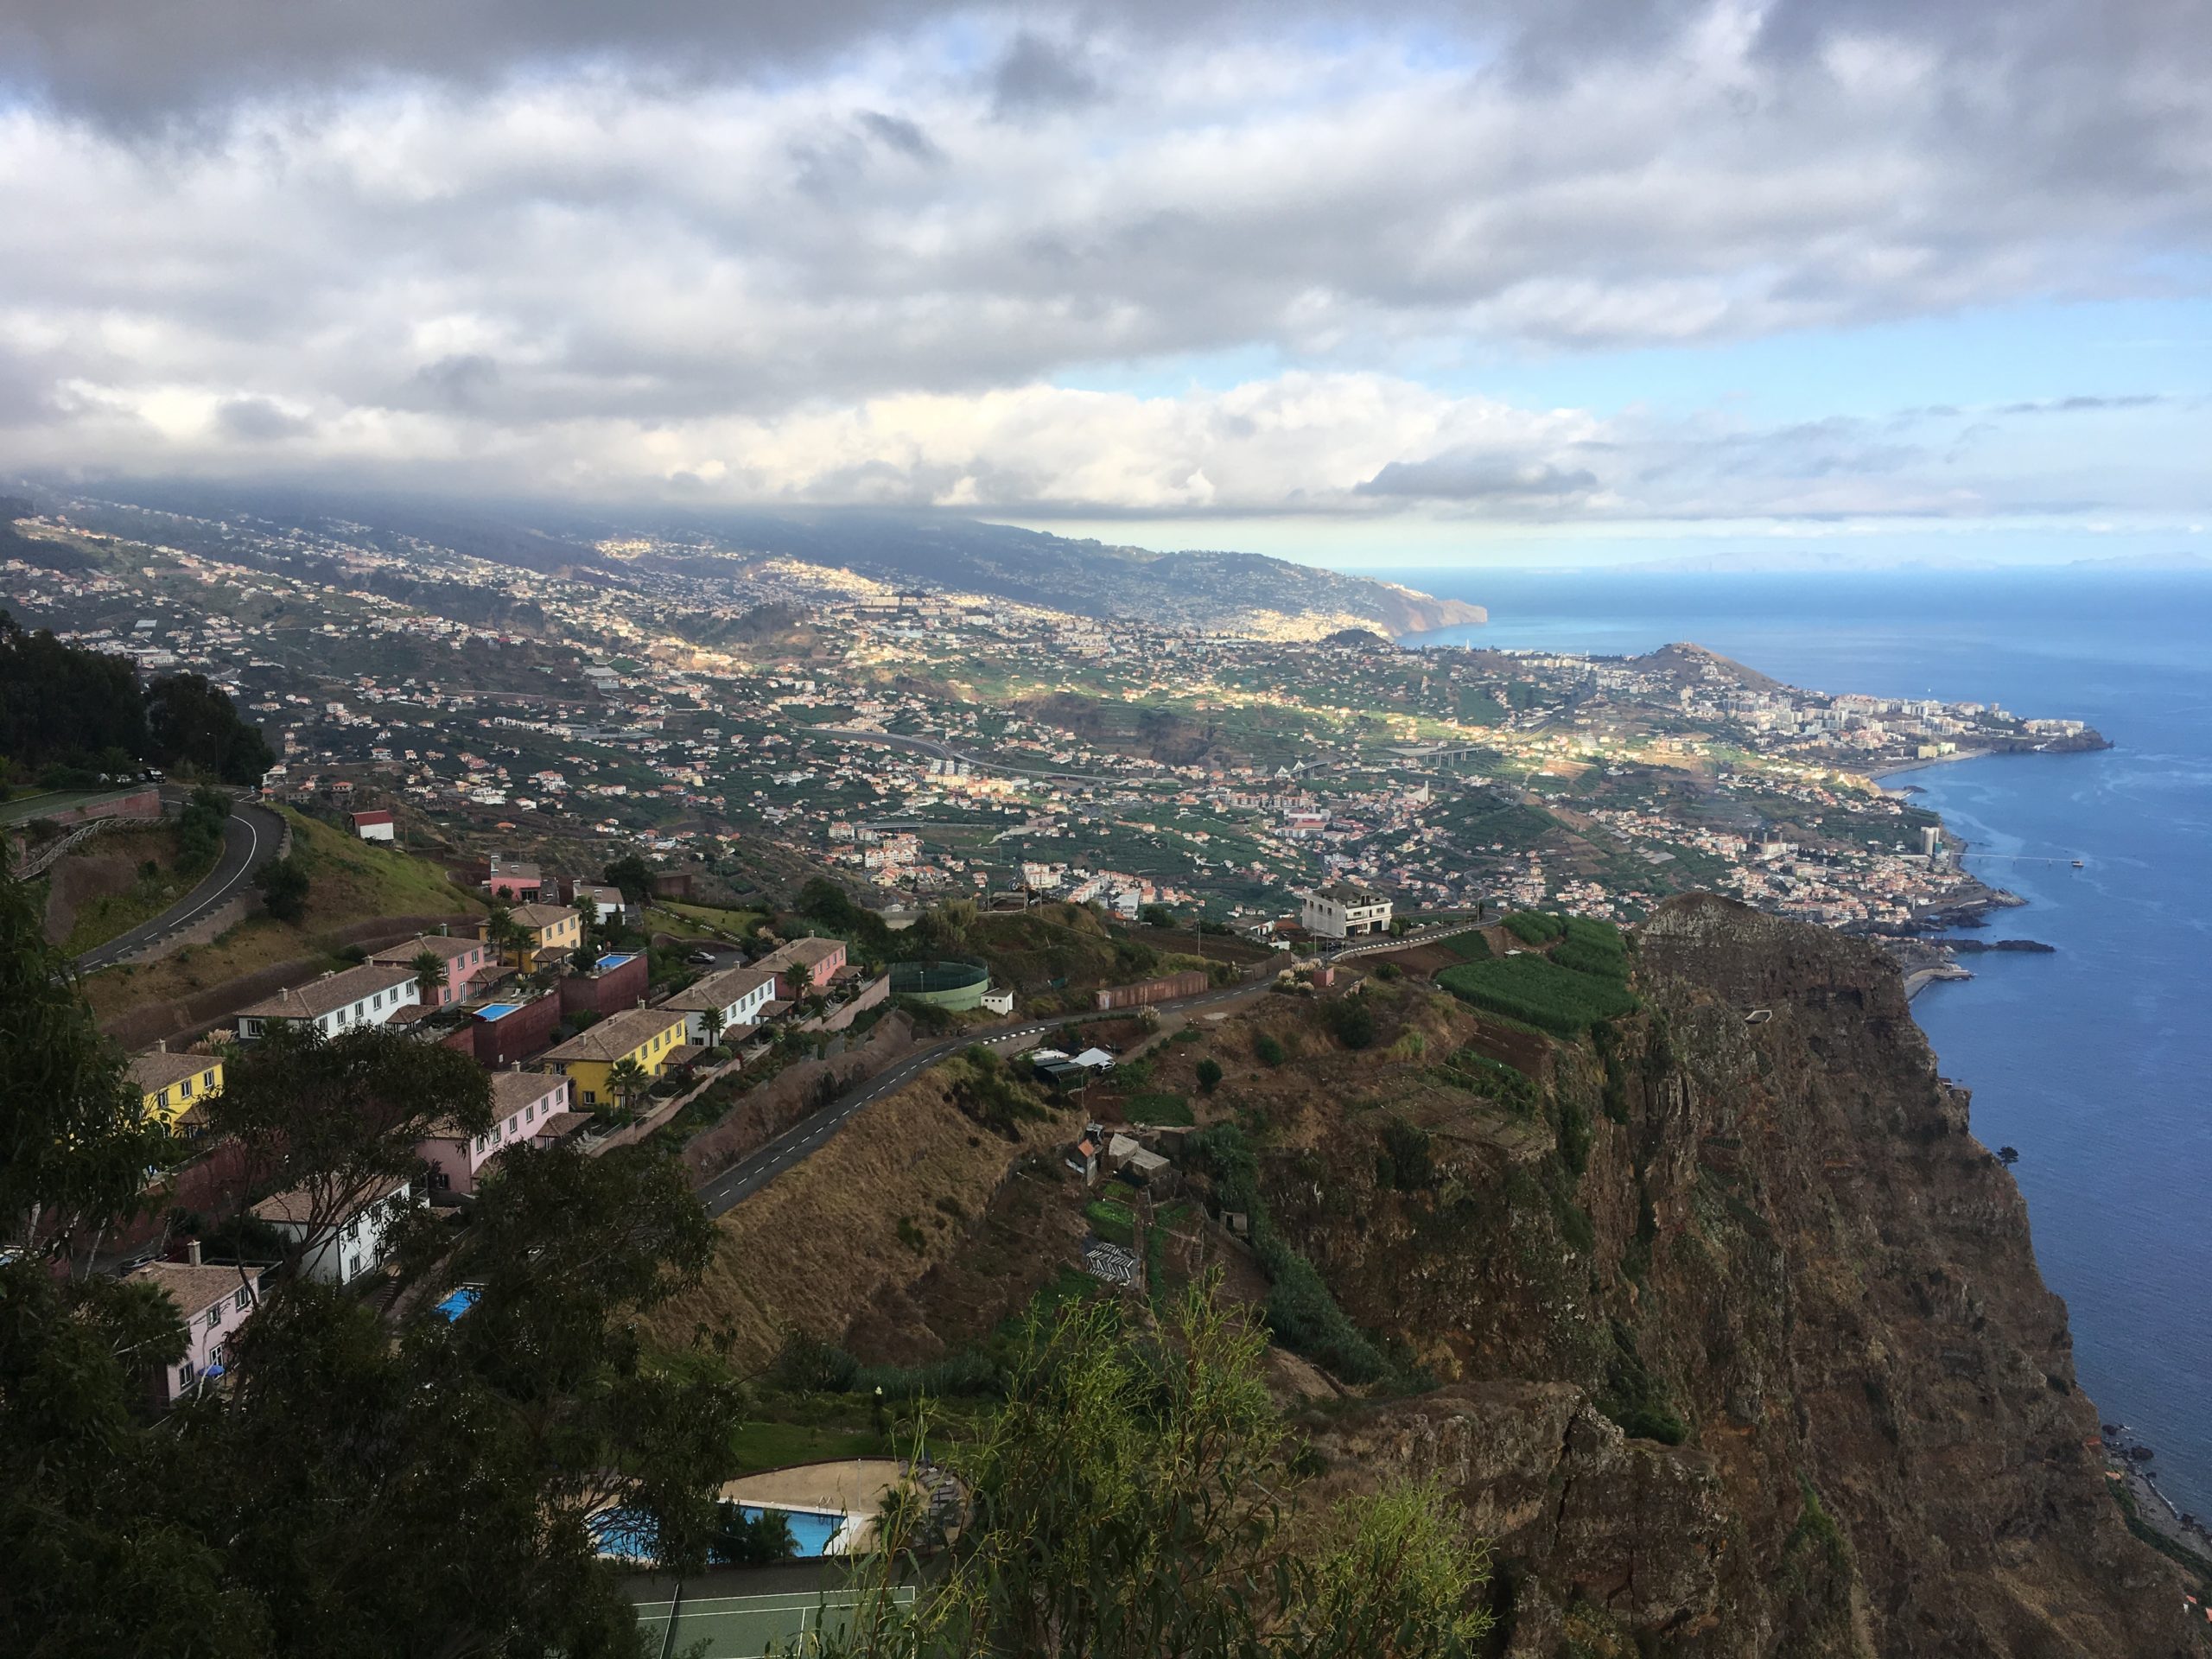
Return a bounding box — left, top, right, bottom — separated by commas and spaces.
1440, 918, 1637, 1038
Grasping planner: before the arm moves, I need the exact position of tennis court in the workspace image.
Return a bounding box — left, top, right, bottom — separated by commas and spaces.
633, 1586, 915, 1657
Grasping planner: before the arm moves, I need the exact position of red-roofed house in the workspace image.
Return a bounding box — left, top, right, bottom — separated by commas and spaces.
351, 809, 396, 842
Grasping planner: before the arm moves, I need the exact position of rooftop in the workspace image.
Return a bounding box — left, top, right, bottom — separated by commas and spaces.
367, 932, 481, 965
660, 965, 778, 1012
129, 1260, 262, 1319
234, 963, 416, 1021
505, 903, 577, 931
542, 1005, 688, 1064
129, 1050, 214, 1094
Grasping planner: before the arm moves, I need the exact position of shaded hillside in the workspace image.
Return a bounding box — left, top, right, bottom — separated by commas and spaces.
715, 895, 2202, 1657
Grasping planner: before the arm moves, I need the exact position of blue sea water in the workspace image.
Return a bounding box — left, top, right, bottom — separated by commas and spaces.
1396, 568, 2212, 1517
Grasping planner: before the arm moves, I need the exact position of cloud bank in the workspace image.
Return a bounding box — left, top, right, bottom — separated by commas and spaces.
1, 0, 2206, 532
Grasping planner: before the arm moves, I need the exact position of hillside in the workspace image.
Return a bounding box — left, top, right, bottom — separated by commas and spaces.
85, 808, 485, 1047
48, 483, 1484, 640
663, 896, 2202, 1656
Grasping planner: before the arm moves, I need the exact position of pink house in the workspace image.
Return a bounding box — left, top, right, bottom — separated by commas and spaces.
128, 1251, 263, 1402
368, 933, 496, 1007
753, 936, 848, 997
484, 856, 543, 902
417, 1070, 571, 1198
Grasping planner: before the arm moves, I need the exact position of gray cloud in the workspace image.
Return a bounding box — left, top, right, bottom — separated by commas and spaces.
1357, 454, 1599, 502
989, 32, 1101, 119
214, 397, 313, 440
0, 1, 2205, 528
857, 110, 942, 162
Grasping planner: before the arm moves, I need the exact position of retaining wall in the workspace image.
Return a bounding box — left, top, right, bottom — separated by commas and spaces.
1092, 968, 1210, 1010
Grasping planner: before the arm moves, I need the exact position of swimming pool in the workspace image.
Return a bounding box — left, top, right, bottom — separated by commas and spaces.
735, 1504, 846, 1558
433, 1287, 480, 1322
474, 1002, 524, 1020
596, 952, 637, 969
588, 1503, 849, 1562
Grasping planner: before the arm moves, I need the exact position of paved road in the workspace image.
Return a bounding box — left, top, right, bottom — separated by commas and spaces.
75, 791, 287, 972
695, 978, 1269, 1217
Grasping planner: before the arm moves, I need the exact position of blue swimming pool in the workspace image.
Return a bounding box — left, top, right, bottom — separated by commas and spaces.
474, 1002, 523, 1020
596, 952, 637, 969
588, 1503, 848, 1562
433, 1287, 480, 1322
737, 1504, 846, 1558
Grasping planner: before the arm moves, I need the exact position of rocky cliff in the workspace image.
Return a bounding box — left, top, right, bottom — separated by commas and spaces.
1258, 896, 2196, 1656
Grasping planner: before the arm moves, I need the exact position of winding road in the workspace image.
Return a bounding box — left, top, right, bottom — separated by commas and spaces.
74, 790, 288, 973
695, 978, 1270, 1217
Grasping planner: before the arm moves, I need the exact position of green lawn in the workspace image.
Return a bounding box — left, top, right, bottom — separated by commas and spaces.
1121, 1092, 1193, 1127
728, 1418, 889, 1475
1084, 1198, 1137, 1244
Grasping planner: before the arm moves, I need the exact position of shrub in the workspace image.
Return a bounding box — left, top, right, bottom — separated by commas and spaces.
1195, 1058, 1223, 1095
256, 853, 310, 923
1253, 1033, 1287, 1067
1380, 1119, 1433, 1191
1370, 961, 1402, 982
1323, 997, 1376, 1051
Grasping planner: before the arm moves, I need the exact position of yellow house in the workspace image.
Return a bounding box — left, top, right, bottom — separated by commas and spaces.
128, 1049, 224, 1134
538, 1007, 689, 1109
486, 902, 583, 973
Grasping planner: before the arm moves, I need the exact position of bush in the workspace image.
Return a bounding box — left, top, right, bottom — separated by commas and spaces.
1322, 997, 1376, 1051
256, 853, 310, 923
1194, 1058, 1223, 1095
1370, 960, 1402, 982
1253, 1033, 1287, 1067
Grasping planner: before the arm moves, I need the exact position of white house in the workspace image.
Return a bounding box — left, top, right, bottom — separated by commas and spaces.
232, 963, 422, 1040
350, 809, 396, 842
129, 1249, 263, 1402
980, 988, 1015, 1015
1300, 884, 1392, 940
661, 964, 778, 1046
252, 1175, 416, 1287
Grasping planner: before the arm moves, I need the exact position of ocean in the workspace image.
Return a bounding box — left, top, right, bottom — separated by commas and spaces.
1395, 567, 2212, 1517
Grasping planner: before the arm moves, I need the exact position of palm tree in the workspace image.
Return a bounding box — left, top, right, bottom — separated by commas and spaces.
606, 1058, 651, 1119
409, 950, 446, 1007
699, 1006, 727, 1054
484, 904, 523, 965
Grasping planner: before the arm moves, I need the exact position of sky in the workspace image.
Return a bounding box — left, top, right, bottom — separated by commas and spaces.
3, 0, 2209, 568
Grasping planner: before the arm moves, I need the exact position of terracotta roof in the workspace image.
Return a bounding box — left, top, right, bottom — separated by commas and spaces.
368, 933, 482, 966
541, 1006, 687, 1064
754, 937, 843, 970
130, 1051, 214, 1095
532, 1110, 592, 1141
233, 963, 416, 1021
351, 810, 395, 825
491, 1070, 568, 1114
661, 966, 778, 1012
251, 1173, 408, 1227
129, 1260, 261, 1318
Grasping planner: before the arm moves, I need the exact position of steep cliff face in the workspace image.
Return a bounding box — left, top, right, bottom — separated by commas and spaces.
1268, 896, 2193, 1656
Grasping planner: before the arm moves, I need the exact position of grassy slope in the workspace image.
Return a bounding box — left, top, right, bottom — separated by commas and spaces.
643, 1061, 1070, 1368
84, 809, 485, 1019
55, 823, 217, 956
